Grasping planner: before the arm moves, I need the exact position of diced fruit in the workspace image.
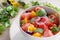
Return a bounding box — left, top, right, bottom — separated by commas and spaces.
45, 21, 53, 29
36, 8, 47, 17
37, 22, 45, 29
34, 28, 44, 33
32, 33, 42, 37
28, 24, 36, 33
24, 17, 28, 24
58, 25, 60, 30
21, 12, 31, 20
54, 19, 58, 25
50, 24, 59, 32
21, 23, 30, 31
32, 21, 37, 27
43, 29, 53, 37
35, 22, 48, 30
31, 11, 36, 17
34, 7, 41, 11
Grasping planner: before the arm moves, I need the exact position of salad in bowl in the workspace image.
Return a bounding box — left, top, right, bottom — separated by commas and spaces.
20, 6, 60, 40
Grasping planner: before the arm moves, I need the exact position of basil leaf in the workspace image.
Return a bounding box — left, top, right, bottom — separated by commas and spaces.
36, 9, 47, 17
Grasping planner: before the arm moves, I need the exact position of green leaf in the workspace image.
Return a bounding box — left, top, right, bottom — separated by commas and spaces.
36, 9, 47, 16
31, 1, 39, 6
34, 28, 44, 33
4, 20, 10, 27
6, 6, 13, 11
30, 18, 35, 23
10, 10, 17, 17
50, 24, 59, 32
13, 7, 19, 12
24, 4, 30, 9
0, 5, 19, 34
0, 24, 5, 34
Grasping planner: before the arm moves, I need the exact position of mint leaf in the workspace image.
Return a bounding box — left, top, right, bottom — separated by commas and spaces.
30, 18, 35, 23
34, 28, 44, 33
50, 24, 59, 32
36, 9, 47, 16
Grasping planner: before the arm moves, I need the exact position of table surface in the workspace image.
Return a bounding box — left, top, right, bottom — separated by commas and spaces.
0, 28, 10, 40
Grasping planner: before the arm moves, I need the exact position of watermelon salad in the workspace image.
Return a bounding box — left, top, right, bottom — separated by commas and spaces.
20, 6, 60, 37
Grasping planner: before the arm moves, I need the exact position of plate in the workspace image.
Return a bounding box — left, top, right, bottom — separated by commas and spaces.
10, 0, 60, 40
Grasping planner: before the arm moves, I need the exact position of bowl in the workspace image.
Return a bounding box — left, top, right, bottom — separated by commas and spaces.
19, 6, 60, 40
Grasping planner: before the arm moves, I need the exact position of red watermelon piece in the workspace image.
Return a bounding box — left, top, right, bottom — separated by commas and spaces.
21, 23, 30, 31
43, 29, 53, 37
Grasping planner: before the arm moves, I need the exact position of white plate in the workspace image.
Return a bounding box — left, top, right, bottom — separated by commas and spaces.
10, 0, 60, 40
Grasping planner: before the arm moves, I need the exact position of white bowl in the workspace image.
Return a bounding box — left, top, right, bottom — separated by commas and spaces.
19, 6, 60, 40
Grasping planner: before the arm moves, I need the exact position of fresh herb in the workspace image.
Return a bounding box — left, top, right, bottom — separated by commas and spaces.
0, 5, 18, 34
34, 28, 44, 33
50, 24, 59, 32
31, 1, 39, 6
24, 4, 30, 9
36, 9, 47, 16
30, 18, 35, 23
